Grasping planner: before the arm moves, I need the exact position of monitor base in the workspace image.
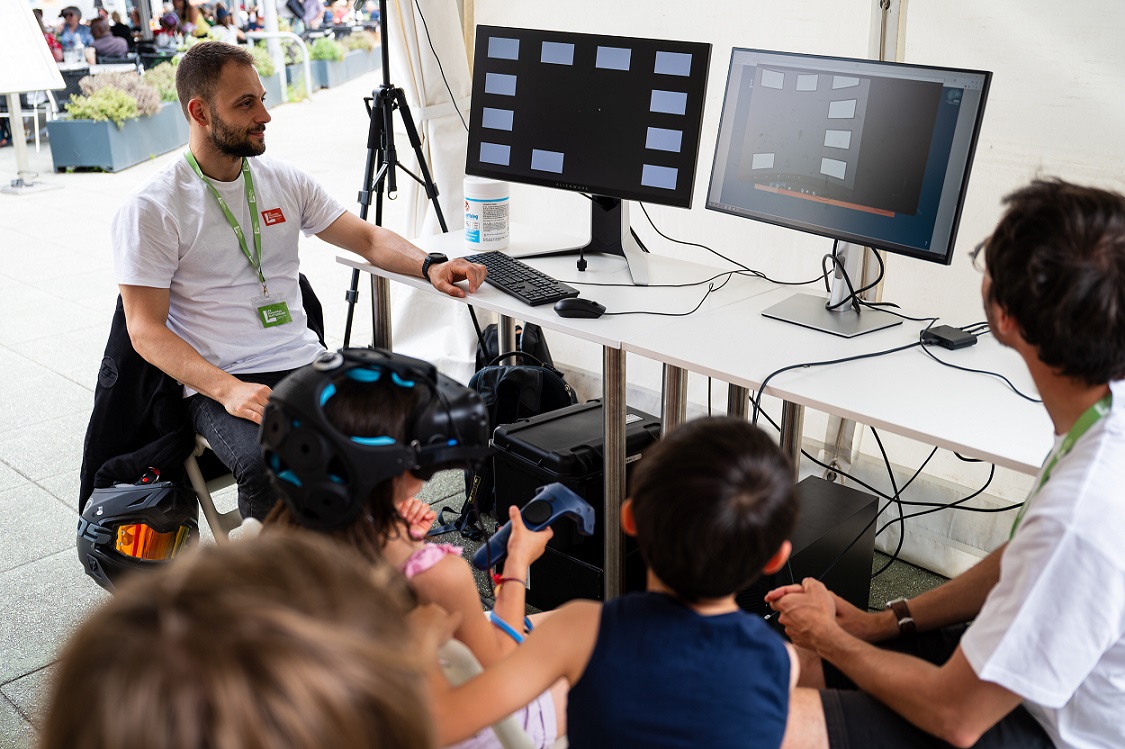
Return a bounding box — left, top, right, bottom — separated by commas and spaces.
762, 293, 902, 338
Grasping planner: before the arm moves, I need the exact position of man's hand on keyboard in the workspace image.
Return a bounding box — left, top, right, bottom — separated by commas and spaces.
428, 258, 488, 298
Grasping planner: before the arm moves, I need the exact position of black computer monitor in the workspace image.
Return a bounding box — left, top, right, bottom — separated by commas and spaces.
706, 48, 991, 336
466, 25, 711, 285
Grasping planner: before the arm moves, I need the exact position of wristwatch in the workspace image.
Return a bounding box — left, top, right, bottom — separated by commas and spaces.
885, 598, 916, 636
421, 252, 449, 283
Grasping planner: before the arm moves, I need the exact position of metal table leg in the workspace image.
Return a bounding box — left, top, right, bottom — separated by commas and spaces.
603, 346, 626, 600
727, 384, 750, 419
661, 364, 688, 433
498, 315, 517, 356
780, 400, 805, 479
371, 275, 392, 350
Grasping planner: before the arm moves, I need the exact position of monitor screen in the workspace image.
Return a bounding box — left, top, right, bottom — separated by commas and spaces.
706, 49, 990, 264
466, 26, 711, 209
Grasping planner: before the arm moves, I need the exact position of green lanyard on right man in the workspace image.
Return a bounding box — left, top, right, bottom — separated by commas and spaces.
1009, 393, 1112, 538
184, 150, 293, 328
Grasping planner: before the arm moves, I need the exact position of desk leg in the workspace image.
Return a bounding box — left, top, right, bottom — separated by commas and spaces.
661, 364, 687, 433
780, 400, 805, 479
603, 347, 626, 600
727, 384, 750, 419
498, 315, 517, 355
371, 275, 392, 350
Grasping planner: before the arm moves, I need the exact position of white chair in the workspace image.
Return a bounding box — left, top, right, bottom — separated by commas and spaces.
183, 434, 250, 544
438, 639, 537, 749
0, 90, 59, 153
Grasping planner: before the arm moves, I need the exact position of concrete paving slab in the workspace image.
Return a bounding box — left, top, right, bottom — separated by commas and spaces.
0, 549, 108, 684
1, 664, 54, 731
0, 350, 92, 434
36, 469, 80, 510
0, 483, 77, 574
0, 285, 112, 347
0, 463, 26, 495
10, 321, 111, 391
0, 411, 90, 483
0, 694, 37, 749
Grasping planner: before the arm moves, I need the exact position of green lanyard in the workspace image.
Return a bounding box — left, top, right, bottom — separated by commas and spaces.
1010, 393, 1112, 538
184, 151, 267, 294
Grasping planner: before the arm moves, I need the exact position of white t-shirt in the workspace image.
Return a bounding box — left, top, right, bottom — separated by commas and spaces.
961, 379, 1125, 749
112, 155, 346, 381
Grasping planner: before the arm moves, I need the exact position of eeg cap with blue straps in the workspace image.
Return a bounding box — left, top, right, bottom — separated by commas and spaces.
260, 348, 492, 530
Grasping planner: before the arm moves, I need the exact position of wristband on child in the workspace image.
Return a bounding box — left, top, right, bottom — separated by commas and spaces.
492, 573, 527, 592
488, 611, 534, 644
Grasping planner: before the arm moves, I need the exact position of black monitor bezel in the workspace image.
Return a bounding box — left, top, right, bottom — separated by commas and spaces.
705, 48, 992, 265
466, 24, 712, 210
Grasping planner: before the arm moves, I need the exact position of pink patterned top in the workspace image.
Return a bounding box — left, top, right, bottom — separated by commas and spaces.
400, 543, 463, 579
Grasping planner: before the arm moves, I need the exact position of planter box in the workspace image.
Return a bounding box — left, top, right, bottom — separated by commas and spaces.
261, 73, 285, 108
310, 58, 349, 89
344, 49, 371, 81
46, 100, 188, 172
285, 63, 322, 92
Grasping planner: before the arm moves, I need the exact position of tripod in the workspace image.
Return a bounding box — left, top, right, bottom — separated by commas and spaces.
342, 0, 449, 348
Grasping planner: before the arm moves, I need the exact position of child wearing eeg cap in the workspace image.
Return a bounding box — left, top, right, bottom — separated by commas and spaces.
430, 416, 801, 749
259, 348, 566, 748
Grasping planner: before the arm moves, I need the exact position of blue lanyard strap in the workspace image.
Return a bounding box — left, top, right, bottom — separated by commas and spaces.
183, 151, 267, 293
1010, 393, 1112, 538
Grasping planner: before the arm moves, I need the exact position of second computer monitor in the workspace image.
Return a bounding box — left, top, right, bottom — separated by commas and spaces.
466, 25, 711, 283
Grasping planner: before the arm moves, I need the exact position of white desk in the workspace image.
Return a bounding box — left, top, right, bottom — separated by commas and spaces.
340, 227, 1053, 597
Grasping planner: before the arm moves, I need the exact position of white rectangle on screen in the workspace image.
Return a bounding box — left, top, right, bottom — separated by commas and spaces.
796, 74, 818, 91
827, 99, 857, 119
824, 129, 852, 149
820, 157, 847, 180
832, 76, 860, 89
760, 68, 784, 89
751, 152, 775, 170
646, 127, 683, 153
482, 108, 514, 131
488, 37, 519, 61
654, 51, 692, 77
541, 42, 575, 65
596, 47, 631, 71
480, 142, 511, 166
531, 149, 565, 173
485, 73, 517, 96
641, 164, 678, 190
650, 90, 688, 115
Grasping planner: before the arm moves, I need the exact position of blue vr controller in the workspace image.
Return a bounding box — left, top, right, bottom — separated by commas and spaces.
471, 483, 596, 570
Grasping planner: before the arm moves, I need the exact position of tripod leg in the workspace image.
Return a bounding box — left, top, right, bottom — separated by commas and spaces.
392, 89, 449, 233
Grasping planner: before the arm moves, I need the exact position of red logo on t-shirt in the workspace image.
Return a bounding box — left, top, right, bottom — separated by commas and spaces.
262, 208, 286, 226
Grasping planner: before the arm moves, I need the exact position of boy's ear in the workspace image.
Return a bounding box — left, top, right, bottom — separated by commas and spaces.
761, 540, 792, 575
620, 499, 637, 537
187, 97, 209, 127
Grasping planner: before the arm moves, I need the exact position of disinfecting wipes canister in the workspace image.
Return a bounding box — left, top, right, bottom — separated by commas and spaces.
464, 177, 510, 251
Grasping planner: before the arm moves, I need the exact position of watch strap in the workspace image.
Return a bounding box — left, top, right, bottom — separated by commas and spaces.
421, 252, 448, 282
886, 597, 916, 637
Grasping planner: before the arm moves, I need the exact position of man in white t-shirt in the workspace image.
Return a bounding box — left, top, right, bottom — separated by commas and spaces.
768, 179, 1125, 749
112, 41, 485, 520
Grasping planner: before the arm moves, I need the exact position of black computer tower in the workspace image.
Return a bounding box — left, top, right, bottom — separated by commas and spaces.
736, 476, 878, 616
491, 400, 661, 610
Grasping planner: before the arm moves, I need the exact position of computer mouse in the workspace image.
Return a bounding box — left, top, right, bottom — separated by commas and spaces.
553, 297, 607, 319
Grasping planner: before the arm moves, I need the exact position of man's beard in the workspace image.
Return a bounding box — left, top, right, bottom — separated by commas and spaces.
209, 107, 265, 158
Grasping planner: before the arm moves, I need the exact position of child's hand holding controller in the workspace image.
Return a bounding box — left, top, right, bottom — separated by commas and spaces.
501, 505, 553, 576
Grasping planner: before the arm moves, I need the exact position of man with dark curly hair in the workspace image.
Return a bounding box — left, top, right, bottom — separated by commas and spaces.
770, 178, 1125, 749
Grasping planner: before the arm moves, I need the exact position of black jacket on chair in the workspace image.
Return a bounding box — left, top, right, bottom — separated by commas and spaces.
78, 275, 327, 511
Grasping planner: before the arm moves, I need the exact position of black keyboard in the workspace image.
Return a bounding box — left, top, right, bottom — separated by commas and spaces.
464, 252, 580, 307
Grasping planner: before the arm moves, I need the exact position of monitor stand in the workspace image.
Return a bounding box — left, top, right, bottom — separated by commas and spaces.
575, 196, 653, 286
761, 242, 902, 338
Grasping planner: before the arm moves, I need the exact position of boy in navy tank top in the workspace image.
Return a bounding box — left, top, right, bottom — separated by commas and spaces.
432, 417, 801, 748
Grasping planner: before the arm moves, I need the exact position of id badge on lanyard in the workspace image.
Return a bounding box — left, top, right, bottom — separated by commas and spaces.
184, 151, 293, 329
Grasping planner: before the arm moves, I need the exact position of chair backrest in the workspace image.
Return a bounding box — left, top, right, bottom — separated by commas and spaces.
437, 639, 536, 749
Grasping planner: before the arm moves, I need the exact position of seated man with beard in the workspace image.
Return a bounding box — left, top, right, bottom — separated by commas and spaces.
110, 41, 486, 521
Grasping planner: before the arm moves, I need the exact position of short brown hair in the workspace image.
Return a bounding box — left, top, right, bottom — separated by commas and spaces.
175, 40, 256, 119
40, 532, 431, 749
986, 178, 1125, 386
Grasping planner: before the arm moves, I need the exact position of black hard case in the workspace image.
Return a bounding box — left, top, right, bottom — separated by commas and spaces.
491, 400, 661, 609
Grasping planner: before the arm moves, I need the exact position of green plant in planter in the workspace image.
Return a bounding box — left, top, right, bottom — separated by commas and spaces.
342, 31, 378, 53
249, 44, 276, 78
65, 71, 161, 128
65, 88, 140, 129
310, 37, 346, 62
142, 62, 179, 103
